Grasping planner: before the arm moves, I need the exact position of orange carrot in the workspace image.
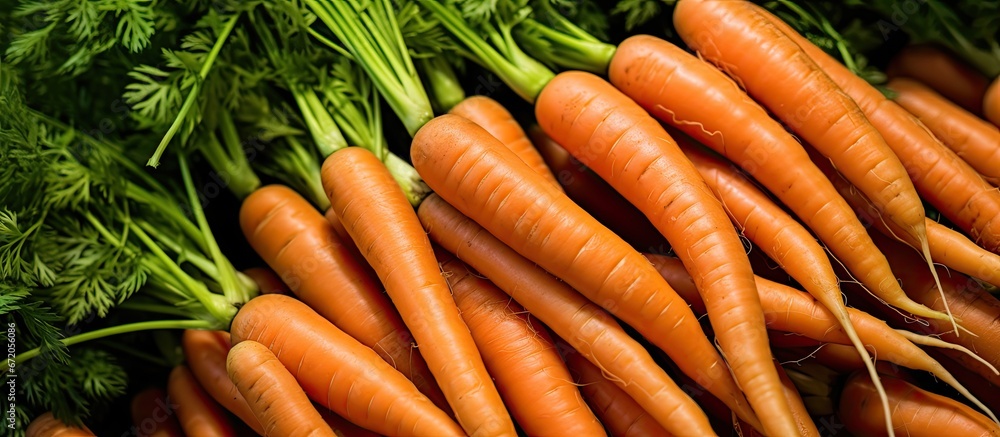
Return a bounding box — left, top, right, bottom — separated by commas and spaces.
435, 248, 604, 436
533, 70, 792, 435
449, 96, 562, 189
888, 77, 1000, 185
181, 330, 264, 435
416, 193, 733, 435
230, 294, 463, 437
167, 365, 236, 436
239, 185, 447, 411
412, 115, 753, 433
242, 267, 290, 296
887, 44, 990, 114
529, 125, 668, 251
26, 412, 94, 437
839, 372, 1000, 437
321, 147, 510, 436
129, 387, 183, 437
559, 342, 672, 437
985, 78, 1000, 127
227, 340, 335, 436
312, 404, 382, 437
758, 5, 1000, 260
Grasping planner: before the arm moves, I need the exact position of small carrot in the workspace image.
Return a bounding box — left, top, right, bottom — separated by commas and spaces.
181, 330, 263, 435
26, 412, 94, 437
886, 44, 990, 114
559, 341, 672, 437
412, 115, 754, 434
241, 267, 290, 296
167, 365, 236, 436
321, 147, 510, 436
888, 77, 1000, 185
449, 96, 562, 189
839, 372, 1000, 437
435, 248, 604, 437
129, 387, 183, 437
529, 125, 667, 251
533, 70, 793, 435
416, 193, 731, 435
230, 294, 464, 437
240, 185, 448, 411
227, 340, 335, 437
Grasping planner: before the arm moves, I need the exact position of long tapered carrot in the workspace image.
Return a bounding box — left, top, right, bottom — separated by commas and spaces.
417, 193, 731, 435
839, 372, 1000, 437
756, 5, 1000, 258
181, 330, 264, 435
558, 341, 672, 437
239, 185, 448, 411
167, 365, 237, 436
607, 32, 948, 326
230, 294, 464, 437
674, 136, 889, 422
646, 253, 998, 422
887, 44, 990, 114
320, 147, 510, 437
434, 248, 604, 437
529, 125, 668, 251
130, 387, 183, 437
26, 413, 94, 437
531, 70, 794, 435
226, 340, 335, 437
888, 77, 1000, 185
449, 95, 562, 189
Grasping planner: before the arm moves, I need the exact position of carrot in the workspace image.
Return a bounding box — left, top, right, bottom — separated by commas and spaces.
532, 70, 793, 435
239, 185, 448, 411
181, 330, 264, 435
646, 253, 998, 422
321, 147, 510, 436
434, 248, 604, 437
449, 96, 562, 189
930, 350, 1000, 416
26, 412, 94, 437
242, 267, 290, 296
167, 365, 236, 436
322, 207, 379, 282
129, 387, 183, 437
674, 136, 888, 422
840, 372, 1000, 437
230, 294, 464, 437
416, 193, 733, 435
412, 115, 755, 433
757, 4, 1000, 261
312, 404, 382, 437
772, 361, 820, 437
529, 125, 668, 251
886, 44, 990, 114
888, 77, 1000, 185
985, 78, 1000, 127
559, 342, 672, 437
226, 340, 335, 437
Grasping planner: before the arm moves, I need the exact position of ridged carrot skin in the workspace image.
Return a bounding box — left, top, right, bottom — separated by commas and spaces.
321, 147, 511, 437
416, 193, 725, 435
167, 365, 237, 436
226, 340, 335, 437
413, 114, 747, 433
886, 44, 990, 114
26, 413, 94, 437
181, 330, 264, 435
449, 96, 562, 189
435, 248, 604, 437
888, 77, 1000, 185
533, 71, 790, 435
230, 294, 464, 437
239, 185, 447, 411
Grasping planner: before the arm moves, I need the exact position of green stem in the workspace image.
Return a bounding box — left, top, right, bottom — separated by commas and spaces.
420, 56, 466, 112
124, 183, 206, 252
385, 153, 431, 207
134, 219, 219, 278
294, 87, 348, 157
257, 136, 330, 210
11, 320, 216, 364
515, 18, 616, 74
320, 83, 384, 156
146, 13, 241, 168
118, 301, 197, 318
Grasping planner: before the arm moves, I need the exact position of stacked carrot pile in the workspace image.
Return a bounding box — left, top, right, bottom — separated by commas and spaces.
4, 0, 1000, 436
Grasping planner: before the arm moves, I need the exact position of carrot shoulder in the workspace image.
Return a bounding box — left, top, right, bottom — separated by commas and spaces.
412, 115, 742, 434
26, 412, 94, 437
534, 71, 792, 436
321, 147, 511, 436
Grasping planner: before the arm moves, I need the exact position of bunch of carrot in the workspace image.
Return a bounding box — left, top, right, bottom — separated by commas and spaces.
17, 1, 1000, 436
